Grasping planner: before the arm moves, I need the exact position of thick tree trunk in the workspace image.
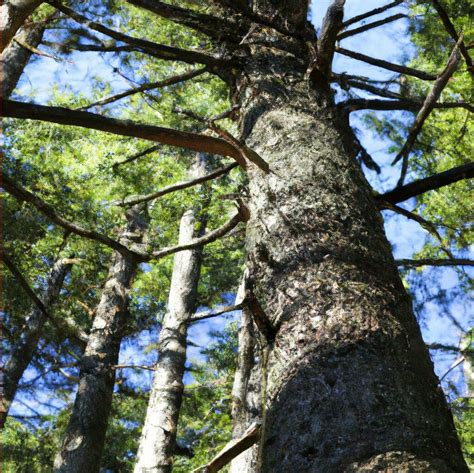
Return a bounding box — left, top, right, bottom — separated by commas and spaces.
0, 256, 71, 427
0, 0, 43, 52
1, 22, 44, 97
53, 207, 147, 473
134, 157, 208, 473
231, 22, 468, 473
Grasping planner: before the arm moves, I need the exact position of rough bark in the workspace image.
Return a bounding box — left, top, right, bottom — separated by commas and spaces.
133, 156, 208, 473
0, 0, 43, 52
230, 10, 467, 471
53, 207, 148, 473
0, 22, 44, 97
0, 256, 71, 427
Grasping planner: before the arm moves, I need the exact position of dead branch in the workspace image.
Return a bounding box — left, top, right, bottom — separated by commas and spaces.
396, 258, 474, 268
193, 422, 261, 473
338, 13, 406, 41
336, 47, 437, 80
392, 36, 463, 186
117, 162, 238, 207
377, 162, 474, 203
343, 1, 404, 28
81, 67, 207, 110
189, 302, 245, 323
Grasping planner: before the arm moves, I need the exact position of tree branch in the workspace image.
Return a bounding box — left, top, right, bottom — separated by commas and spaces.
377, 162, 474, 204
392, 36, 463, 186
333, 73, 402, 99
47, 0, 226, 68
3, 254, 88, 343
189, 302, 245, 323
341, 98, 473, 113
116, 162, 238, 207
396, 258, 474, 268
379, 201, 454, 258
81, 67, 207, 110
336, 46, 437, 80
431, 0, 473, 73
3, 100, 243, 162
2, 175, 139, 259
342, 0, 404, 28
112, 145, 161, 170
124, 0, 247, 42
148, 211, 244, 262
338, 13, 406, 41
315, 0, 346, 78
193, 422, 261, 473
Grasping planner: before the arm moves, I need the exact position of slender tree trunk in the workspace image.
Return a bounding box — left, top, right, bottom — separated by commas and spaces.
134, 156, 208, 473
0, 256, 71, 427
0, 0, 43, 52
230, 275, 261, 473
1, 22, 45, 97
53, 207, 147, 473
229, 15, 468, 473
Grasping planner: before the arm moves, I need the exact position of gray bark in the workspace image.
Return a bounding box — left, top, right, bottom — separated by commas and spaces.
1, 22, 44, 97
229, 10, 468, 472
53, 207, 148, 473
229, 275, 261, 473
134, 156, 208, 473
0, 256, 71, 427
0, 0, 43, 52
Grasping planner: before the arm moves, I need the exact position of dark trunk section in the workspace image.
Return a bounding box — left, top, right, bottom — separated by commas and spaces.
53, 208, 147, 473
229, 20, 467, 472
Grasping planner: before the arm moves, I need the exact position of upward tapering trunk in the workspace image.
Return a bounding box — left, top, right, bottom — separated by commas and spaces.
134, 156, 208, 473
230, 22, 467, 473
53, 208, 147, 473
0, 256, 71, 427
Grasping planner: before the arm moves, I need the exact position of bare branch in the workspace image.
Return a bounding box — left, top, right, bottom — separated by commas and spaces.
343, 0, 404, 28
47, 0, 226, 68
149, 211, 244, 262
396, 258, 474, 268
124, 0, 247, 41
333, 73, 402, 99
341, 98, 473, 113
112, 145, 161, 170
189, 302, 245, 323
315, 0, 346, 78
3, 100, 244, 162
392, 36, 463, 186
379, 201, 454, 259
377, 162, 474, 204
3, 254, 88, 343
336, 47, 437, 80
112, 364, 156, 371
440, 357, 464, 381
431, 0, 473, 73
117, 162, 238, 207
338, 13, 406, 41
81, 67, 207, 110
193, 422, 261, 473
2, 175, 140, 259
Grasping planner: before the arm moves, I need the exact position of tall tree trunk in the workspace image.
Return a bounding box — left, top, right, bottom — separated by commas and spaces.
134, 156, 208, 473
0, 255, 71, 427
0, 0, 43, 52
53, 207, 147, 473
1, 22, 44, 97
229, 275, 261, 473
229, 15, 468, 473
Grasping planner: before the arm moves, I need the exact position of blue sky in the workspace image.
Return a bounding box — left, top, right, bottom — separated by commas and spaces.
10, 0, 472, 419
